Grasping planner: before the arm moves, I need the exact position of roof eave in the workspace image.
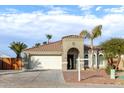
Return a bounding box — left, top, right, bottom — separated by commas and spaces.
23, 51, 62, 56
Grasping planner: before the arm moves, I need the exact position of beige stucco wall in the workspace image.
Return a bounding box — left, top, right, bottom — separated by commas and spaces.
62, 37, 84, 70
118, 55, 124, 70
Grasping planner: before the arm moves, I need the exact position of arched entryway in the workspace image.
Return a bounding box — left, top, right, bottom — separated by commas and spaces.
67, 48, 79, 70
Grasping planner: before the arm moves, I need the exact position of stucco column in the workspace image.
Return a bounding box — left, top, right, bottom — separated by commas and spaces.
88, 51, 92, 68
62, 62, 67, 71
95, 51, 98, 69
62, 51, 68, 71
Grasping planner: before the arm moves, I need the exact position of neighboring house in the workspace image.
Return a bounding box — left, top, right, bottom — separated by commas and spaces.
23, 35, 107, 70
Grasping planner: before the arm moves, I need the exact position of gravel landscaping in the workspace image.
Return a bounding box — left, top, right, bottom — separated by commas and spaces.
63, 69, 124, 85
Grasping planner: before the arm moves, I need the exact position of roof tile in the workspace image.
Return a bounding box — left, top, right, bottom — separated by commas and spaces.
24, 40, 62, 52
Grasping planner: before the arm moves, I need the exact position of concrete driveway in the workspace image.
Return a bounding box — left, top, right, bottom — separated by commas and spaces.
0, 70, 124, 88
0, 70, 67, 88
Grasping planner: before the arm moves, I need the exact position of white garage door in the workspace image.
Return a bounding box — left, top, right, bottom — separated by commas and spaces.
30, 56, 62, 69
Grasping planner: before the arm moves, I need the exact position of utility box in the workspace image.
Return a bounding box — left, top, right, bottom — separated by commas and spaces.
110, 69, 115, 79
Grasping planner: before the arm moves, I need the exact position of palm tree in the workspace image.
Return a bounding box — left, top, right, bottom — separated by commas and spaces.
34, 43, 41, 47
80, 25, 102, 68
46, 34, 52, 44
9, 42, 27, 58
43, 41, 47, 45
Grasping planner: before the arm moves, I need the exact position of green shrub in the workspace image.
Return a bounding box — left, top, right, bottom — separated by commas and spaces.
105, 65, 115, 75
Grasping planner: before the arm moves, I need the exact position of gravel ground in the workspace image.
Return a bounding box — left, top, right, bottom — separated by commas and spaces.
63, 70, 124, 86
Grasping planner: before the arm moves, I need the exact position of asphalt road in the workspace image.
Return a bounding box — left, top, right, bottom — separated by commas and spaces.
0, 70, 124, 88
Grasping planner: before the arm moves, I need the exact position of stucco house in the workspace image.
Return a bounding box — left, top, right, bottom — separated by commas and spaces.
23, 35, 108, 70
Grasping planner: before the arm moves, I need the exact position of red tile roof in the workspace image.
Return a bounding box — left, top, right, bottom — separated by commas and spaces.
84, 45, 102, 50
24, 35, 102, 55
24, 40, 62, 52
62, 35, 82, 39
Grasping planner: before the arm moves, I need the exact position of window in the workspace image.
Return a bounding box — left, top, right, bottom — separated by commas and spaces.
84, 54, 89, 68
99, 54, 104, 65
84, 54, 88, 58
93, 55, 96, 65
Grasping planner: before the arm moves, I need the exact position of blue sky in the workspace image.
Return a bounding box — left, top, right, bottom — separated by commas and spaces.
0, 5, 124, 57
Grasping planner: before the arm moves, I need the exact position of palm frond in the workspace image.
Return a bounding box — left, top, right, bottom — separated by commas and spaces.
80, 30, 90, 39
92, 25, 102, 39
9, 42, 27, 58
46, 34, 52, 39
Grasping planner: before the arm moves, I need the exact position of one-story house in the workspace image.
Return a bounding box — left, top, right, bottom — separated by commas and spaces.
23, 35, 109, 70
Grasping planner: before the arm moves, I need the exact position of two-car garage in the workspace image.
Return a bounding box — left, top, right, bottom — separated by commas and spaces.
24, 41, 63, 70
30, 55, 62, 70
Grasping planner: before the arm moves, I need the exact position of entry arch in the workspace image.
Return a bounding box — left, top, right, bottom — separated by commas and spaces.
67, 48, 79, 70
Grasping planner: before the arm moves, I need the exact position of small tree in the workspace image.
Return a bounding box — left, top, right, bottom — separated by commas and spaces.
9, 42, 27, 58
100, 38, 124, 70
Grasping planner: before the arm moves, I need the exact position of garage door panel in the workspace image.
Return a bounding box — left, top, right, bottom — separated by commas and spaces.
30, 56, 62, 69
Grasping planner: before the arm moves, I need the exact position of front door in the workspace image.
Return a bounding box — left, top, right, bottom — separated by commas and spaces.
67, 48, 79, 70
67, 54, 76, 70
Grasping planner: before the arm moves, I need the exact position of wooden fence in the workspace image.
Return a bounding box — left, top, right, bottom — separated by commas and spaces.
0, 58, 23, 70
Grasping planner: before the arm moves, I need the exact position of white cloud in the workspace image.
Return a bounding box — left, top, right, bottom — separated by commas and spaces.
104, 6, 124, 13
0, 13, 84, 38
47, 6, 68, 15
1, 10, 124, 41
78, 5, 94, 11
101, 14, 124, 38
1, 6, 124, 56
96, 6, 102, 11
